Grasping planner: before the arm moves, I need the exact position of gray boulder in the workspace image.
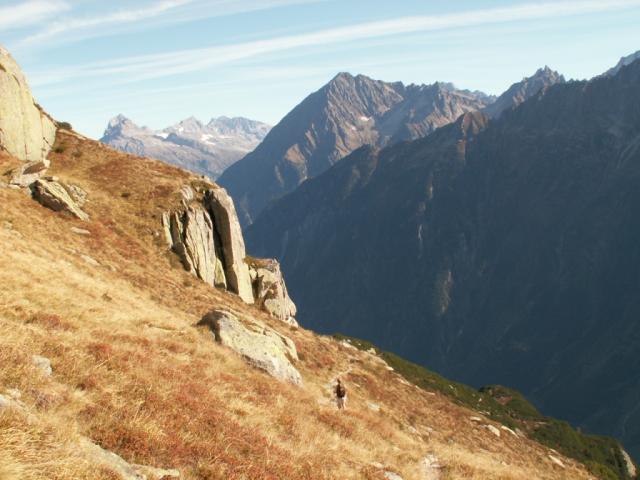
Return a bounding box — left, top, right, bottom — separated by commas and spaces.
32, 179, 89, 221
199, 310, 302, 385
0, 46, 56, 162
248, 258, 298, 325
204, 188, 254, 303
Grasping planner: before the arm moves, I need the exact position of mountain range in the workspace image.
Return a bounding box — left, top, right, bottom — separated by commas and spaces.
100, 114, 270, 179
246, 54, 640, 459
217, 73, 503, 226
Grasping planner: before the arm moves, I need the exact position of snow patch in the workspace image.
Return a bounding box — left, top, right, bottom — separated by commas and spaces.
200, 133, 217, 145
155, 132, 169, 139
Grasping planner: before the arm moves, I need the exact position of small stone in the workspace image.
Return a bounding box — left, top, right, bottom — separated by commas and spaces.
548, 455, 564, 468
423, 454, 442, 480
367, 402, 380, 412
81, 254, 100, 266
71, 227, 91, 235
383, 472, 403, 480
5, 388, 21, 400
32, 355, 52, 376
485, 424, 501, 437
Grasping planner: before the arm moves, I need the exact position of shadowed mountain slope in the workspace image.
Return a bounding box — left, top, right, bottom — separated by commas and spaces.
246, 59, 640, 460
217, 73, 493, 226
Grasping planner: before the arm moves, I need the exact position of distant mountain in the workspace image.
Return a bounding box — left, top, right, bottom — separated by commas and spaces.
246, 59, 640, 458
100, 115, 270, 179
483, 66, 565, 118
604, 50, 640, 77
217, 73, 495, 226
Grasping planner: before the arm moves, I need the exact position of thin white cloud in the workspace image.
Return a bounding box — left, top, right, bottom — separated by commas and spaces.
0, 0, 70, 32
18, 0, 330, 47
31, 0, 640, 86
20, 0, 194, 45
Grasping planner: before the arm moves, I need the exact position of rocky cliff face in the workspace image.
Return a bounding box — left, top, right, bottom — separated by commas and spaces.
0, 46, 56, 162
217, 73, 493, 226
100, 114, 270, 179
161, 180, 298, 318
246, 59, 640, 458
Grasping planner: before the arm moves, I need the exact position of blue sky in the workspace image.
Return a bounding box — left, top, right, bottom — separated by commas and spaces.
2, 0, 640, 139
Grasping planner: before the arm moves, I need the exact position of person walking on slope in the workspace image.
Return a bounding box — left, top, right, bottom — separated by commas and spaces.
336, 378, 347, 410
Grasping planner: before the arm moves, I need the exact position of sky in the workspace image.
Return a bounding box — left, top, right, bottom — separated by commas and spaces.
1, 0, 640, 139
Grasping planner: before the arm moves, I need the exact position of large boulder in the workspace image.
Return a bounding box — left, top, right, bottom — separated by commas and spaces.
198, 310, 302, 385
163, 207, 227, 288
32, 179, 89, 221
248, 258, 298, 325
0, 46, 56, 162
204, 188, 254, 304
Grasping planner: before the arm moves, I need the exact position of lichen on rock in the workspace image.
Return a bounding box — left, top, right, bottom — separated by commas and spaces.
198, 310, 302, 385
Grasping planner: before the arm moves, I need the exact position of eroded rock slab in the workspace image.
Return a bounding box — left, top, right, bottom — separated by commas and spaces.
9, 159, 50, 187
165, 207, 226, 288
204, 188, 254, 303
32, 179, 89, 221
199, 310, 301, 385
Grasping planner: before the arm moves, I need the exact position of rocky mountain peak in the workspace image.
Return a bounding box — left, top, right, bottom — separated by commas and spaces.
101, 114, 270, 179
604, 50, 640, 77
483, 66, 565, 118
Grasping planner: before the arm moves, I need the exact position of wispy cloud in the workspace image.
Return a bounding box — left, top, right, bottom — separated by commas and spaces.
18, 0, 329, 48
31, 0, 640, 87
0, 0, 70, 32
20, 0, 195, 45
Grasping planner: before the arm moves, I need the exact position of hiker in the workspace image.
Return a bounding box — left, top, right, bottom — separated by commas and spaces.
336, 378, 347, 410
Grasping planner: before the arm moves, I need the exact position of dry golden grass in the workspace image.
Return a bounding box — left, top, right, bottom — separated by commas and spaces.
0, 132, 595, 479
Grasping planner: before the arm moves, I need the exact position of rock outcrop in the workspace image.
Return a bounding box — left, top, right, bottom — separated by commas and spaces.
164, 206, 227, 289
248, 258, 297, 325
204, 188, 254, 303
198, 310, 302, 385
0, 46, 56, 162
163, 184, 262, 305
32, 179, 89, 221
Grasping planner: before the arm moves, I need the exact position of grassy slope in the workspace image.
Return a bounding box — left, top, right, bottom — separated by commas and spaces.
334, 335, 634, 480
0, 131, 596, 480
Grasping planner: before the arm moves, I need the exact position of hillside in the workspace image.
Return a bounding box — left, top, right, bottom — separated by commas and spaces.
0, 128, 605, 480
100, 115, 270, 180
0, 45, 613, 480
245, 57, 640, 461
